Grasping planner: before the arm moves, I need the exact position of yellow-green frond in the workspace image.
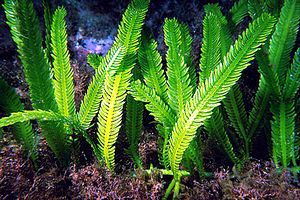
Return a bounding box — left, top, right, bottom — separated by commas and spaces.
97, 69, 132, 170
78, 46, 125, 130
130, 80, 177, 130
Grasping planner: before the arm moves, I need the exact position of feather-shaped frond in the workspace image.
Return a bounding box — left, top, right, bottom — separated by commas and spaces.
0, 79, 37, 161
178, 22, 196, 89
247, 75, 271, 140
199, 13, 221, 83
283, 48, 300, 100
125, 95, 143, 167
230, 0, 248, 25
271, 101, 296, 167
3, 0, 71, 164
248, 0, 267, 19
205, 107, 240, 165
223, 85, 248, 150
78, 46, 125, 130
96, 0, 149, 170
269, 0, 300, 87
3, 0, 56, 111
138, 35, 168, 102
113, 0, 150, 72
258, 52, 281, 98
185, 138, 204, 173
204, 4, 232, 57
43, 0, 53, 62
168, 14, 276, 177
125, 64, 144, 168
97, 69, 132, 170
0, 110, 68, 129
87, 54, 103, 70
164, 18, 193, 113
51, 7, 75, 117
130, 80, 176, 130
266, 0, 284, 17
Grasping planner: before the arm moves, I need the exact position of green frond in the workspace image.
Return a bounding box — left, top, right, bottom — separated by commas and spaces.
138, 35, 168, 102
125, 95, 143, 167
247, 75, 271, 140
204, 4, 232, 57
125, 64, 144, 168
97, 69, 132, 170
51, 7, 75, 117
230, 0, 248, 25
178, 22, 196, 89
248, 0, 267, 19
0, 110, 67, 129
223, 85, 248, 151
43, 0, 53, 62
78, 46, 125, 130
185, 138, 204, 173
271, 100, 296, 168
199, 13, 221, 83
87, 53, 103, 70
205, 107, 240, 165
3, 0, 56, 111
3, 0, 71, 164
168, 13, 276, 177
266, 0, 284, 17
258, 52, 281, 98
164, 18, 193, 113
130, 80, 176, 131
269, 0, 300, 87
283, 48, 300, 100
0, 79, 37, 161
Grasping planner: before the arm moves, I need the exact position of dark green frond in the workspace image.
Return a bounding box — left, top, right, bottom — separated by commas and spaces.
247, 75, 271, 140
223, 85, 248, 150
43, 0, 53, 61
269, 0, 300, 87
0, 79, 37, 161
168, 14, 276, 177
230, 0, 248, 25
266, 0, 284, 17
125, 64, 144, 168
164, 18, 193, 113
51, 7, 75, 117
87, 53, 103, 70
199, 13, 221, 83
205, 107, 240, 165
283, 48, 300, 100
138, 35, 168, 102
204, 3, 232, 57
271, 100, 296, 168
248, 0, 267, 19
178, 22, 196, 89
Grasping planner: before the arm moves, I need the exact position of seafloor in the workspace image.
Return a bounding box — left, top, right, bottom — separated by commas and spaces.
0, 0, 299, 199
